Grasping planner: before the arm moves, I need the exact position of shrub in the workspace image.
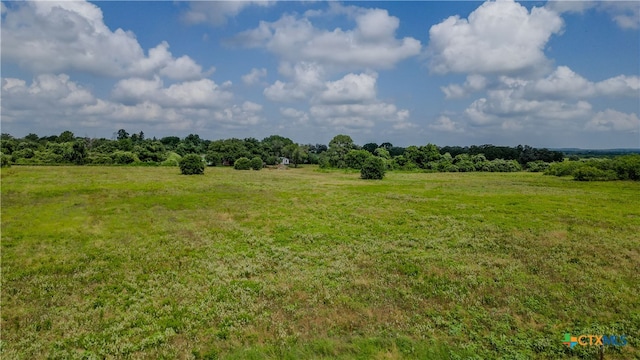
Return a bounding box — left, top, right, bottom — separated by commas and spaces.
179, 154, 205, 175
1, 154, 11, 167
612, 154, 640, 181
527, 160, 550, 172
265, 156, 278, 166
112, 151, 138, 165
545, 160, 584, 177
234, 157, 251, 170
361, 156, 386, 180
573, 166, 617, 181
161, 152, 182, 167
250, 157, 263, 170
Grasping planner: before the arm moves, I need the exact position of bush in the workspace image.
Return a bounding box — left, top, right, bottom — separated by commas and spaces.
179, 154, 205, 175
250, 157, 263, 170
234, 157, 251, 170
573, 166, 617, 181
160, 152, 182, 167
112, 151, 138, 165
545, 160, 584, 177
527, 160, 550, 172
1, 154, 11, 167
361, 156, 386, 180
612, 154, 640, 180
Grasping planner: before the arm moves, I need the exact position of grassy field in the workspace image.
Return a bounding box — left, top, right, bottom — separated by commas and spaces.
1, 166, 638, 359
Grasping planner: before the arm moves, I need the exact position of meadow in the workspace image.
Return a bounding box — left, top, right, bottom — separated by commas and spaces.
1, 166, 638, 359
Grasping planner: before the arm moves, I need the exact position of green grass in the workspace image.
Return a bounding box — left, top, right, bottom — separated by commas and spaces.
2, 166, 639, 359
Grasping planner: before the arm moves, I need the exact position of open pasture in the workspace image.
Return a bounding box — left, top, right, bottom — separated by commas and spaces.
1, 166, 638, 359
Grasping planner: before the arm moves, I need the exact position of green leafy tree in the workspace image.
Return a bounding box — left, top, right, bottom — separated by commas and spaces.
160, 136, 181, 151
205, 151, 221, 166
58, 130, 75, 143
325, 134, 355, 168
283, 143, 308, 168
179, 154, 205, 175
208, 138, 250, 165
345, 149, 372, 170
361, 157, 386, 180
262, 135, 294, 158
69, 140, 87, 165
363, 142, 378, 154
374, 147, 390, 159
116, 129, 129, 141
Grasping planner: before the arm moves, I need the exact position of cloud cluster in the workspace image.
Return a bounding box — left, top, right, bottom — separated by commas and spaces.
233, 8, 421, 71
181, 1, 273, 27
547, 1, 640, 29
426, 0, 638, 140
427, 0, 563, 75
2, 2, 209, 80
242, 6, 420, 132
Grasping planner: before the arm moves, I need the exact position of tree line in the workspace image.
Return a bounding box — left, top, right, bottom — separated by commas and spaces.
2, 129, 637, 180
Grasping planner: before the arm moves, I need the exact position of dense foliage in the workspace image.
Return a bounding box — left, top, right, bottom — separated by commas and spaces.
233, 157, 251, 170
250, 157, 263, 170
1, 130, 637, 181
545, 155, 640, 181
179, 154, 205, 175
360, 156, 386, 180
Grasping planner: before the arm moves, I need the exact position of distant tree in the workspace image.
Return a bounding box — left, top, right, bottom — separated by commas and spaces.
314, 143, 328, 154
205, 151, 222, 166
380, 142, 393, 150
116, 129, 129, 141
70, 140, 87, 165
178, 134, 205, 155
374, 147, 391, 159
208, 138, 250, 165
244, 137, 264, 158
250, 156, 263, 170
262, 135, 294, 158
134, 141, 167, 162
283, 143, 308, 168
25, 133, 40, 142
160, 136, 181, 150
361, 157, 386, 180
179, 154, 205, 175
325, 134, 355, 168
58, 130, 75, 143
362, 142, 378, 154
388, 146, 405, 157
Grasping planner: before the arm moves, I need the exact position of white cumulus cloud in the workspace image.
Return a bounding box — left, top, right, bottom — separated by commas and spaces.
242, 68, 267, 85
2, 1, 207, 80
232, 7, 421, 71
181, 1, 273, 27
586, 110, 640, 132
427, 0, 563, 74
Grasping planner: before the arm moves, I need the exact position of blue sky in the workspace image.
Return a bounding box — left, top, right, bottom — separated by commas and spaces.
1, 0, 638, 148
